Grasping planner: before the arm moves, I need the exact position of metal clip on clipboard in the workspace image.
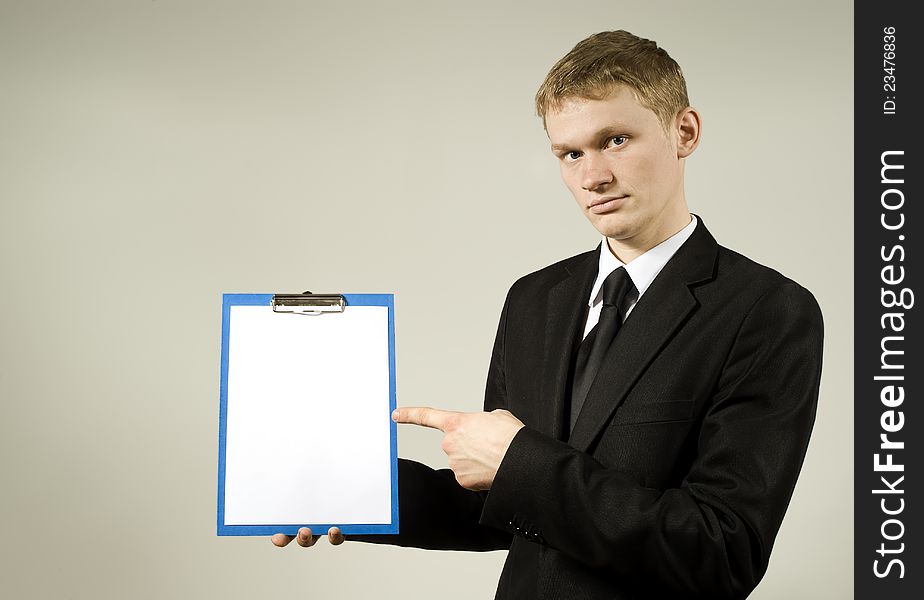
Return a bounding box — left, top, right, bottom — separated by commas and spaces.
271, 291, 346, 316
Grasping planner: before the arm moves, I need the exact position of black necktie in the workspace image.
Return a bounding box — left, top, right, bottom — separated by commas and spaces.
569, 266, 636, 433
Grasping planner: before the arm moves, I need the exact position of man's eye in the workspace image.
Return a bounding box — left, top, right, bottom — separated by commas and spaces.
566, 151, 582, 160
608, 136, 627, 147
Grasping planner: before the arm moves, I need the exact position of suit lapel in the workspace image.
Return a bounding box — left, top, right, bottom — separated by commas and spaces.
568, 219, 720, 452
538, 250, 598, 442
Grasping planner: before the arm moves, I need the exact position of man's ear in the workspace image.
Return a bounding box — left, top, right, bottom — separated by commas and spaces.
675, 107, 701, 158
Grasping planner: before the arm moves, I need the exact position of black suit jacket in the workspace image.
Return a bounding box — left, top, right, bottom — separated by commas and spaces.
360, 218, 823, 600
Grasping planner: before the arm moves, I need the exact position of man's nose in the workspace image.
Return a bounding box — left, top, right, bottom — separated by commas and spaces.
580, 155, 614, 191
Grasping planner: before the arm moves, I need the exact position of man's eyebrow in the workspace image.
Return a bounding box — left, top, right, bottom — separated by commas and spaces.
550, 126, 629, 153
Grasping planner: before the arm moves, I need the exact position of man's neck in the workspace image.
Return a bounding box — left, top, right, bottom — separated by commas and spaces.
606, 211, 693, 264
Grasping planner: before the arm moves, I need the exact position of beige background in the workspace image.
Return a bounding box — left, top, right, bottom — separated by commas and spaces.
0, 1, 852, 598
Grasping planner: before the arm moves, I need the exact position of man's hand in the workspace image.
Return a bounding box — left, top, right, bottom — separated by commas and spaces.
392, 407, 525, 491
271, 527, 345, 548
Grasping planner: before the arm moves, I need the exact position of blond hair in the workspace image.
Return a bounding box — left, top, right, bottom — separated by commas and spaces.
536, 30, 690, 130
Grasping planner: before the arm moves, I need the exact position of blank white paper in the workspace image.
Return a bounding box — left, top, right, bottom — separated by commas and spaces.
223, 304, 392, 526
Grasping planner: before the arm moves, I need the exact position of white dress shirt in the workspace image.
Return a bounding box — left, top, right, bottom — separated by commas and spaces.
581, 215, 698, 339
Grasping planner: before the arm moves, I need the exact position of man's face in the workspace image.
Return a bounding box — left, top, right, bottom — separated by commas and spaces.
545, 87, 689, 257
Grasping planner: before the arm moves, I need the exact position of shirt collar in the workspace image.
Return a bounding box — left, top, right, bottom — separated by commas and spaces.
588, 214, 698, 307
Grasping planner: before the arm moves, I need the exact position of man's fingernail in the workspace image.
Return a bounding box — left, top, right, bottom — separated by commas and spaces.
392, 410, 399, 421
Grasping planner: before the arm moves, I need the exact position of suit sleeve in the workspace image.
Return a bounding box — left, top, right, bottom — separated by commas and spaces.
351, 291, 514, 552
479, 282, 824, 598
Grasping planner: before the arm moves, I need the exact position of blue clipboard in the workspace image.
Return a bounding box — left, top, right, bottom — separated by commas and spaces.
217, 293, 399, 536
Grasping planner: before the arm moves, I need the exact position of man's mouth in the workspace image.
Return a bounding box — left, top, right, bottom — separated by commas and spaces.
588, 195, 628, 214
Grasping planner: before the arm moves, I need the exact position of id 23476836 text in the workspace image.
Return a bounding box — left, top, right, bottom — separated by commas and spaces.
882, 26, 897, 115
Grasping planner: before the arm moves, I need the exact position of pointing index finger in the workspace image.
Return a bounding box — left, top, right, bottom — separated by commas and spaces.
392, 406, 456, 431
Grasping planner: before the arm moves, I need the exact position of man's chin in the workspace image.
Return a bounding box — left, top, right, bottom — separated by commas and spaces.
589, 221, 633, 242
585, 211, 634, 238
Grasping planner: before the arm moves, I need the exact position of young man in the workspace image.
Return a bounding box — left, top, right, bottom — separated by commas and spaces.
275, 30, 823, 600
